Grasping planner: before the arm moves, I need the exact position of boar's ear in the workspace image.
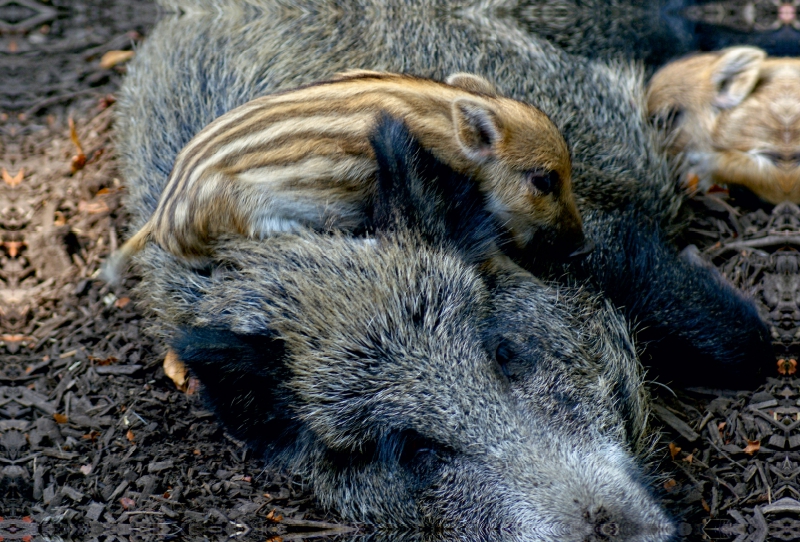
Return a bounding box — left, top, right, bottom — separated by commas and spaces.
171, 327, 294, 447
445, 72, 498, 95
369, 113, 500, 264
452, 98, 500, 162
711, 47, 765, 109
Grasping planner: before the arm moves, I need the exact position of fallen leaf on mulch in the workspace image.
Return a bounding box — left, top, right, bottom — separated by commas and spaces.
53, 413, 68, 424
743, 440, 760, 455
78, 199, 110, 214
777, 358, 797, 376
100, 50, 135, 69
80, 464, 92, 475
82, 431, 100, 443
68, 117, 87, 173
2, 334, 32, 342
89, 355, 118, 366
114, 296, 131, 309
266, 509, 284, 522
119, 497, 136, 510
2, 167, 23, 187
164, 349, 189, 391
668, 442, 681, 459
663, 479, 677, 492
3, 241, 23, 257
126, 429, 135, 442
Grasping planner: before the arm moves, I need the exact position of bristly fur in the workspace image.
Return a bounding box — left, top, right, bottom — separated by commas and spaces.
369, 113, 501, 265
115, 0, 771, 383
569, 206, 772, 387
104, 69, 584, 283
163, 116, 674, 538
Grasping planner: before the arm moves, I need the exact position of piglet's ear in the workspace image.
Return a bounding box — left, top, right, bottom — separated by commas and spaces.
445, 72, 498, 95
711, 47, 765, 109
452, 98, 500, 163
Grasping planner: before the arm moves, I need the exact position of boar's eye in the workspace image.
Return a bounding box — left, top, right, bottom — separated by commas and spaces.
494, 340, 514, 378
526, 170, 559, 195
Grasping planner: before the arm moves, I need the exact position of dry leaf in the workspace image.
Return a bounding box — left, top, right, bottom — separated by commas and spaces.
668, 442, 681, 460
266, 509, 284, 522
119, 497, 136, 510
80, 464, 92, 475
682, 453, 694, 464
164, 349, 189, 392
2, 334, 32, 343
2, 168, 23, 187
100, 50, 135, 69
53, 413, 68, 424
89, 355, 118, 366
126, 429, 135, 442
78, 200, 110, 214
4, 241, 23, 258
99, 94, 117, 109
68, 117, 84, 154
701, 499, 710, 513
777, 358, 797, 376
663, 479, 677, 492
69, 117, 87, 173
743, 440, 760, 455
114, 297, 131, 309
193, 449, 201, 456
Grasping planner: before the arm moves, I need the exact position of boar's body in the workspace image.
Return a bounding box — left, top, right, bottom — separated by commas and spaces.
118, 0, 771, 386
158, 116, 673, 538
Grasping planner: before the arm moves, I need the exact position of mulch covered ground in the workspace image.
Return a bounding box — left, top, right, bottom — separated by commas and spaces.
1, 2, 799, 541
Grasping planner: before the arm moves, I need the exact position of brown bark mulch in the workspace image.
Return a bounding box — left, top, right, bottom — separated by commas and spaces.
2, 2, 800, 541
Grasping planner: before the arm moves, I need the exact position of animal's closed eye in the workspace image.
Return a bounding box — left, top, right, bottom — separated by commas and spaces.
760, 151, 784, 164
526, 170, 559, 195
650, 107, 683, 132
494, 340, 514, 377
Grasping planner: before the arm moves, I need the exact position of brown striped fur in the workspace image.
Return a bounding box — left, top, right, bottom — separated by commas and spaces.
104, 70, 582, 278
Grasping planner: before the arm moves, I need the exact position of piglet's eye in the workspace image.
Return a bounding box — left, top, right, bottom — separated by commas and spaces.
526, 170, 559, 195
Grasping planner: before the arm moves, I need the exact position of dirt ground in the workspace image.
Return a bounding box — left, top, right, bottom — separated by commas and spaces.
2, 2, 800, 541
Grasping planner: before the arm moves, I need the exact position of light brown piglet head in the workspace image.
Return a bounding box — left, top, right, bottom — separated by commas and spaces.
648, 47, 800, 204
445, 73, 586, 263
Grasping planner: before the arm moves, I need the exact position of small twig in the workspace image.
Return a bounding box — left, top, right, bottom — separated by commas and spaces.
23, 89, 98, 117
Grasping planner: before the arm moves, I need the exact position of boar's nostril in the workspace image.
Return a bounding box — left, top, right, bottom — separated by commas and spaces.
569, 239, 595, 258
595, 520, 621, 538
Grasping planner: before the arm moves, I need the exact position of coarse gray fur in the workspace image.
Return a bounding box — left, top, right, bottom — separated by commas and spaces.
132, 100, 677, 540
117, 0, 771, 386
151, 227, 673, 538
